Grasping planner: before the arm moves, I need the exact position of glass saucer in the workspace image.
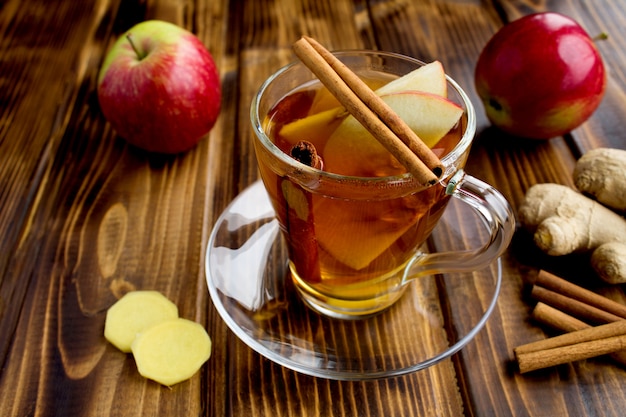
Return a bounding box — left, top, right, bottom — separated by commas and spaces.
205, 181, 502, 381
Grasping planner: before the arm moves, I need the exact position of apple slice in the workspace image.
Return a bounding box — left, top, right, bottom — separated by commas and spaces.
278, 61, 448, 148
278, 106, 347, 149
308, 87, 342, 115
375, 61, 447, 97
323, 91, 463, 176
313, 195, 431, 271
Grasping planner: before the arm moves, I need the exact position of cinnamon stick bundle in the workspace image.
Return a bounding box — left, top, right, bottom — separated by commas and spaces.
531, 285, 623, 324
515, 320, 626, 373
292, 36, 444, 186
514, 270, 626, 373
535, 270, 626, 319
532, 302, 626, 367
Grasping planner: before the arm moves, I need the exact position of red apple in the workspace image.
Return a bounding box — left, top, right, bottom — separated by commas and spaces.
474, 12, 606, 139
98, 20, 221, 153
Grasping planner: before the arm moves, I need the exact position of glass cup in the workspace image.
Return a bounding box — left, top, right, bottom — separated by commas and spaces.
250, 50, 515, 319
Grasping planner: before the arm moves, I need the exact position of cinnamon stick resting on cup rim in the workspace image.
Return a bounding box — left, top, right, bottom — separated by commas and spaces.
292, 36, 444, 186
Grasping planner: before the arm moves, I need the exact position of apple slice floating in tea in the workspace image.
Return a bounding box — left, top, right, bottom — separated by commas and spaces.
308, 87, 342, 115
314, 193, 437, 271
279, 107, 347, 150
374, 60, 447, 97
278, 61, 448, 148
274, 60, 462, 271
323, 92, 463, 176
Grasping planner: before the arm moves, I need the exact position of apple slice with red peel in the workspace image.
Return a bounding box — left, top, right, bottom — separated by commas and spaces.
375, 61, 447, 97
323, 91, 463, 177
279, 61, 448, 147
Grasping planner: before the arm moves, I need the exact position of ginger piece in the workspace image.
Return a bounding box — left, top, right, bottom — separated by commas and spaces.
104, 290, 213, 385
104, 291, 179, 352
574, 148, 626, 212
131, 318, 212, 386
591, 242, 626, 284
518, 183, 626, 284
518, 184, 626, 255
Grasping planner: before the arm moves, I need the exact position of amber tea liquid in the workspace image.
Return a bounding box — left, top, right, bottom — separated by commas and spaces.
255, 74, 465, 317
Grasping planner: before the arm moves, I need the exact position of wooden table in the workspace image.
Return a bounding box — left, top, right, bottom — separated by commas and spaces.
1, 0, 625, 415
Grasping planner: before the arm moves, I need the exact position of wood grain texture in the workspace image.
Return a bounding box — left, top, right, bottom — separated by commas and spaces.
0, 0, 625, 416
0, 0, 215, 415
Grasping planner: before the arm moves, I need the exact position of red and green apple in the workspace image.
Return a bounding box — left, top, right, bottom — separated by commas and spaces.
98, 20, 221, 154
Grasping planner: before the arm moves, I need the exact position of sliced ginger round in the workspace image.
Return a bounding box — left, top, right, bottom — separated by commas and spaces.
131, 318, 212, 386
104, 291, 178, 352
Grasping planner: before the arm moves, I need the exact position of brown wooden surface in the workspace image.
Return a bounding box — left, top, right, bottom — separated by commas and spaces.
1, 0, 625, 415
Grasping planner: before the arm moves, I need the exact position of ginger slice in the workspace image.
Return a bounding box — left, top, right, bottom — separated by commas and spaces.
131, 318, 212, 386
104, 291, 179, 352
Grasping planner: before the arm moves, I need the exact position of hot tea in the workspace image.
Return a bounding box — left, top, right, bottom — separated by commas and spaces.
251, 48, 513, 319
255, 73, 465, 312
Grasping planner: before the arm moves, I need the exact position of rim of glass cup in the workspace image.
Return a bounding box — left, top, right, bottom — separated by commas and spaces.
250, 50, 477, 187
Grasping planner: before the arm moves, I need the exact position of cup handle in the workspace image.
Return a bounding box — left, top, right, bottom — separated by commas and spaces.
402, 170, 516, 282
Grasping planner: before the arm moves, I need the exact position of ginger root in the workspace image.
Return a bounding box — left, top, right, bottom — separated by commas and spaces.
574, 148, 626, 212
591, 242, 626, 285
518, 183, 626, 284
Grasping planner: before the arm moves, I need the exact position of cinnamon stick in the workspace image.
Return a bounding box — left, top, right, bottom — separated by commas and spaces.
536, 270, 626, 319
292, 37, 442, 186
531, 285, 623, 324
514, 320, 626, 373
532, 302, 589, 332
516, 270, 626, 372
532, 302, 626, 367
290, 141, 323, 169
280, 143, 322, 283
303, 36, 444, 177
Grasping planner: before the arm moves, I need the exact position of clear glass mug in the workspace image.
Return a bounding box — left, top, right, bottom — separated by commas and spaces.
251, 50, 515, 319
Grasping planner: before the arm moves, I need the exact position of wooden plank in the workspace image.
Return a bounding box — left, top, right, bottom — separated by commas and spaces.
0, 0, 122, 374
367, 1, 626, 416
0, 0, 228, 415
200, 0, 244, 415
0, 0, 625, 415
217, 0, 466, 415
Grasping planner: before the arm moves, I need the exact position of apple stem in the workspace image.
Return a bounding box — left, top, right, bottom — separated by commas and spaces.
126, 33, 147, 60
593, 32, 609, 42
